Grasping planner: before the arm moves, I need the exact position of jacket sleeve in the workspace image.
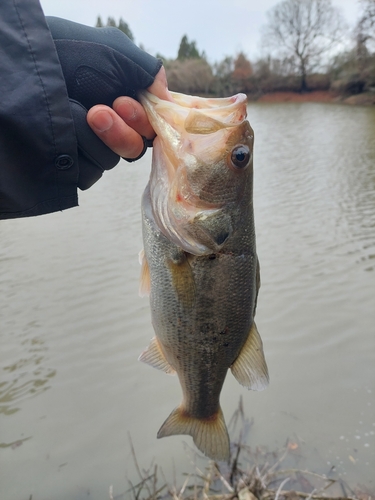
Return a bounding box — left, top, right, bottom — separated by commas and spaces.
0, 0, 80, 219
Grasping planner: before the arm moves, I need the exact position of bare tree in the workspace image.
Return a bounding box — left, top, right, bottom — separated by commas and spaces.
356, 0, 375, 54
262, 0, 346, 91
165, 59, 213, 95
232, 52, 253, 92
353, 0, 375, 90
213, 56, 235, 96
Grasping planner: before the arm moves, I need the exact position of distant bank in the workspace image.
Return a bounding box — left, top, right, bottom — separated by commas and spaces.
249, 90, 375, 106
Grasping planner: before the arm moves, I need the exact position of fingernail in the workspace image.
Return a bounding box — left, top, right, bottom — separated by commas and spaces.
90, 110, 114, 132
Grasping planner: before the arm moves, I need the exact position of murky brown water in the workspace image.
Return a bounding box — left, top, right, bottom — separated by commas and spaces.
1, 102, 374, 499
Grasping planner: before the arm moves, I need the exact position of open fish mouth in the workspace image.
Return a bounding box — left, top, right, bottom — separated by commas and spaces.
139, 91, 253, 255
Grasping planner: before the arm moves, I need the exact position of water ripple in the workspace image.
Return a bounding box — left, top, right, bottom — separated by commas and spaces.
1, 105, 374, 496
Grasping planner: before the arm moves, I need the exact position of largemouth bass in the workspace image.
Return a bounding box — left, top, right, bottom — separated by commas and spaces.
138, 91, 269, 461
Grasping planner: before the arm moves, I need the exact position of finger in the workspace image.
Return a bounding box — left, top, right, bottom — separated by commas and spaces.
148, 67, 173, 101
87, 105, 145, 158
112, 97, 155, 140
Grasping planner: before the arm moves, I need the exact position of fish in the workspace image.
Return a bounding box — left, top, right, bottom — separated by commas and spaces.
138, 90, 269, 461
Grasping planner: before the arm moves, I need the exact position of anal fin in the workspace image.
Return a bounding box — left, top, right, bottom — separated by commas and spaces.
138, 337, 175, 375
157, 405, 230, 461
230, 322, 269, 391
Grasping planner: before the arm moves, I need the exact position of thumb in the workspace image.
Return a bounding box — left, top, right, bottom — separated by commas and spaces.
87, 105, 146, 159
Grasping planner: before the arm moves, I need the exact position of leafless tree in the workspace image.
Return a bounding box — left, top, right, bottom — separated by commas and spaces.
356, 0, 375, 55
213, 56, 235, 96
262, 0, 347, 91
232, 52, 253, 92
165, 59, 214, 95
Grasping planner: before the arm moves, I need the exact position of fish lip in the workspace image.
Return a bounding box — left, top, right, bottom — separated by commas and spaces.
139, 90, 248, 132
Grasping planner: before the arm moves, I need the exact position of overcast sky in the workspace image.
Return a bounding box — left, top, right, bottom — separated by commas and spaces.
39, 0, 361, 64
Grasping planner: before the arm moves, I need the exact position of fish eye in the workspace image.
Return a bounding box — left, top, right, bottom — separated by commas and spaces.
230, 145, 251, 169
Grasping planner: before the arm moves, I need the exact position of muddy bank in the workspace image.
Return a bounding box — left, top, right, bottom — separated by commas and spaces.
249, 90, 375, 106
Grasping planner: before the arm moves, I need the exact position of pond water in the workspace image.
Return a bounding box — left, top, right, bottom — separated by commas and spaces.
1, 102, 374, 499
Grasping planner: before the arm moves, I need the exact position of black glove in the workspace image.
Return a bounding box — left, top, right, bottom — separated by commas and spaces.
46, 17, 162, 189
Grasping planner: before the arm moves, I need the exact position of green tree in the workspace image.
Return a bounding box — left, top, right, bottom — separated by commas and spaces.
118, 17, 134, 41
177, 35, 201, 60
262, 0, 346, 91
95, 16, 134, 41
106, 16, 117, 27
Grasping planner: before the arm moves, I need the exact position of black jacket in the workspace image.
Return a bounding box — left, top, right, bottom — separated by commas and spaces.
0, 0, 161, 219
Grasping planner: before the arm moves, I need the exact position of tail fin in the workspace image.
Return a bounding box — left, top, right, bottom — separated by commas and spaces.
157, 406, 230, 461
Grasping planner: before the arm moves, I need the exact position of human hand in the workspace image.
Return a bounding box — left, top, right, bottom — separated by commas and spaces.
46, 16, 171, 189
87, 67, 172, 160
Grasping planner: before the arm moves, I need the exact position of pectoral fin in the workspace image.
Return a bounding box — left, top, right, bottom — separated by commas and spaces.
167, 253, 196, 309
231, 322, 269, 391
139, 249, 151, 297
138, 337, 176, 375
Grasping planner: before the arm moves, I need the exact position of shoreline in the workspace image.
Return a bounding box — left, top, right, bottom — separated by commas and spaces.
248, 90, 375, 106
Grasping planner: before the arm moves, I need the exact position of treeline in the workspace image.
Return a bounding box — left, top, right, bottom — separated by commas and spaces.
163, 50, 373, 97
97, 0, 375, 97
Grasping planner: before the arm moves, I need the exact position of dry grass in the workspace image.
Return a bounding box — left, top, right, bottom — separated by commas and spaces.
111, 399, 374, 500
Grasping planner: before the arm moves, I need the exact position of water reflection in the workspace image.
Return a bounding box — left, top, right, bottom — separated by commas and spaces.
0, 436, 32, 449
0, 335, 56, 416
251, 103, 375, 275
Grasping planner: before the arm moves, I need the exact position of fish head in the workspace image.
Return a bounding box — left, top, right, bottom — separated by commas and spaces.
139, 91, 254, 255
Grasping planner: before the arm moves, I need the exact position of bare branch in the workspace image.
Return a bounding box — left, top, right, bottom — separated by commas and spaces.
261, 0, 347, 90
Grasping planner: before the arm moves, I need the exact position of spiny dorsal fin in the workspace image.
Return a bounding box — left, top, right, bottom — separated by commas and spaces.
139, 249, 151, 297
157, 405, 230, 461
230, 322, 269, 391
138, 337, 176, 375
